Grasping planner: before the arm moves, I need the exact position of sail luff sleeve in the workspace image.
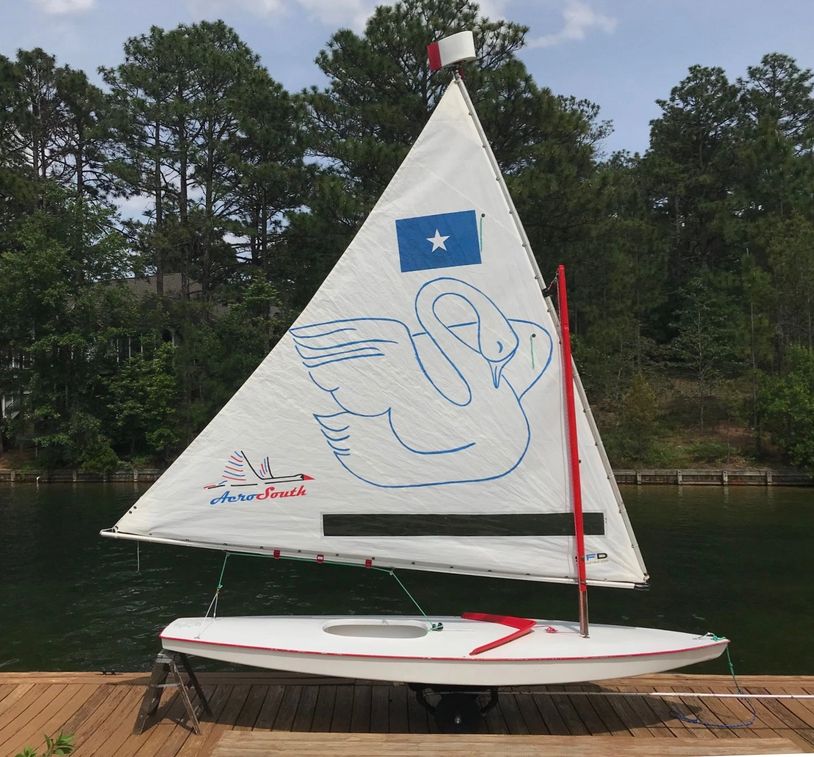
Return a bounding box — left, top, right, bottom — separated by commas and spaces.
452, 74, 649, 587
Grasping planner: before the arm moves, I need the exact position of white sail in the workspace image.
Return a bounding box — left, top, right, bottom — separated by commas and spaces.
104, 78, 648, 589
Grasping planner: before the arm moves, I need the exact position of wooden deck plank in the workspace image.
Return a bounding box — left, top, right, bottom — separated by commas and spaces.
252, 684, 284, 731
696, 684, 762, 738
512, 690, 549, 734
231, 684, 268, 731
136, 681, 218, 757
188, 684, 253, 757
734, 685, 807, 734
211, 731, 805, 755
0, 684, 66, 743
563, 687, 612, 735
0, 683, 97, 757
329, 684, 354, 732
0, 684, 16, 707
775, 685, 814, 730
549, 689, 593, 735
721, 685, 782, 741
751, 686, 814, 749
131, 693, 191, 757
172, 685, 235, 757
576, 684, 633, 735
290, 683, 318, 732
134, 680, 219, 757
0, 672, 811, 754
68, 681, 131, 754
623, 684, 687, 737
603, 688, 664, 737
369, 685, 390, 733
387, 682, 409, 733
642, 684, 707, 738
73, 684, 149, 756
151, 684, 221, 757
350, 684, 373, 732
495, 692, 529, 735
310, 682, 336, 732
667, 684, 732, 739
0, 683, 35, 719
481, 692, 508, 734
268, 683, 301, 731
404, 684, 431, 733
530, 691, 568, 735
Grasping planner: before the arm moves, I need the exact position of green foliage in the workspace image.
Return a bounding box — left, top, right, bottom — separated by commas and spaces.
15, 731, 74, 757
603, 374, 661, 465
170, 276, 286, 442
107, 342, 179, 462
686, 440, 732, 464
1, 11, 814, 471
0, 194, 133, 467
759, 346, 814, 470
670, 267, 748, 428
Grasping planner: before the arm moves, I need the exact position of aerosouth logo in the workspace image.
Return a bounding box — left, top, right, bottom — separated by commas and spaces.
204, 450, 313, 505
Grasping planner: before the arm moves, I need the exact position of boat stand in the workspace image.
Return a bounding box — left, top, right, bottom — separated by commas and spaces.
409, 684, 499, 732
133, 651, 211, 735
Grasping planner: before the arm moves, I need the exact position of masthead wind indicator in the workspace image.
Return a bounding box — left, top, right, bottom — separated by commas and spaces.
427, 31, 476, 71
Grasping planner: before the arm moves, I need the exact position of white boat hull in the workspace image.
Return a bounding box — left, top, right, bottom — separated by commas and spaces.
160, 616, 728, 686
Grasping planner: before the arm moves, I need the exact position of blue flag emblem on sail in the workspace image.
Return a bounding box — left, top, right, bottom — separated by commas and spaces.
396, 210, 481, 273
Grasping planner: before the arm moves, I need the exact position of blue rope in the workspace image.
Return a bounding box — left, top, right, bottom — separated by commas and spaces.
670, 638, 756, 729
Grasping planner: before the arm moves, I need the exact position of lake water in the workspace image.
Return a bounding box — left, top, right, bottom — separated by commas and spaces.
0, 483, 810, 674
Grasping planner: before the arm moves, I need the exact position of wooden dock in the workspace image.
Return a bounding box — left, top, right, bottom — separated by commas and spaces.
1, 671, 812, 755
3, 467, 813, 486
0, 672, 814, 757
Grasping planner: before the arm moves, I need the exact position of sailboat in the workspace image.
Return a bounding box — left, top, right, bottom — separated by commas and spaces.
102, 32, 727, 689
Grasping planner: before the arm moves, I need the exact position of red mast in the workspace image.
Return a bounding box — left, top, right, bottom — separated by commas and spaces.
556, 264, 589, 638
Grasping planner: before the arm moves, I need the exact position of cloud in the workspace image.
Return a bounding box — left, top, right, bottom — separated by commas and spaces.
185, 0, 284, 17
296, 0, 378, 30
30, 0, 94, 14
185, 0, 376, 31
527, 0, 617, 49
477, 0, 512, 19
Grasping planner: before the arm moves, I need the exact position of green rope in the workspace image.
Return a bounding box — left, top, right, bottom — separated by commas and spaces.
217, 553, 231, 590
206, 551, 442, 629
386, 570, 426, 616
205, 552, 231, 618
670, 635, 756, 729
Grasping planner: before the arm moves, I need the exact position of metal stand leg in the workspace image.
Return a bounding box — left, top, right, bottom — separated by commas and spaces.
133, 651, 210, 735
178, 653, 211, 714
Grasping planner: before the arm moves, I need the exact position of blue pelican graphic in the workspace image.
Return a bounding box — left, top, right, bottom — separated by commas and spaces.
289, 277, 552, 488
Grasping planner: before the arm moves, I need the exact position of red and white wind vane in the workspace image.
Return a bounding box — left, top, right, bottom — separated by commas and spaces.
427, 31, 477, 71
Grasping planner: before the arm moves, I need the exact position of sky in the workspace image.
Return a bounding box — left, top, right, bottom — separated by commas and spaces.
1, 0, 812, 155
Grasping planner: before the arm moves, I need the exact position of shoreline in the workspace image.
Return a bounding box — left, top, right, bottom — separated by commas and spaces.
1, 467, 812, 486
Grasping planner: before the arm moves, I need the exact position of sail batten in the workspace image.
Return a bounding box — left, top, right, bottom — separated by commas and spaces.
105, 76, 648, 588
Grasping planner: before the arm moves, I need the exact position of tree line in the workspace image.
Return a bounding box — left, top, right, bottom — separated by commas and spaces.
1, 0, 813, 471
